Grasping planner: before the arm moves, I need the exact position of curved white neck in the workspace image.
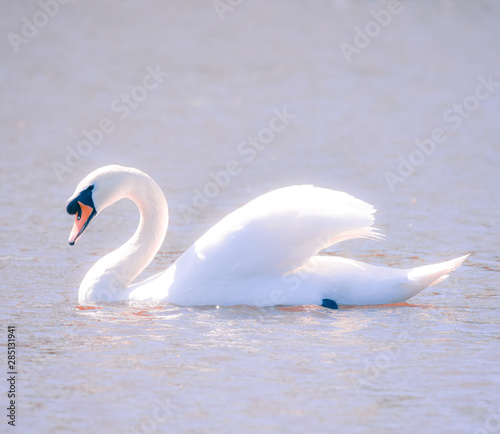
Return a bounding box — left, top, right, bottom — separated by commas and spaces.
78, 171, 168, 303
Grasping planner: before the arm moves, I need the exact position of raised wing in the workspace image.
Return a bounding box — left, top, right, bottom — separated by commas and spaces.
179, 186, 381, 282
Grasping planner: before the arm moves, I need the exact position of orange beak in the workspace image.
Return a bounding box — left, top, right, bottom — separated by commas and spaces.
69, 202, 95, 245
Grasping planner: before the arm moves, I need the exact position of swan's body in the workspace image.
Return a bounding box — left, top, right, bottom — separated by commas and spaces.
67, 165, 468, 306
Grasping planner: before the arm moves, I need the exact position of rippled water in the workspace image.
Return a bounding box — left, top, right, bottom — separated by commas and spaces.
1, 1, 499, 433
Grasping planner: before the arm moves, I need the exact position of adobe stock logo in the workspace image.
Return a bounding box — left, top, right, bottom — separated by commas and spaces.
339, 0, 403, 63
178, 107, 295, 221
385, 74, 500, 191
474, 405, 500, 434
52, 65, 168, 182
7, 0, 73, 54
213, 0, 244, 22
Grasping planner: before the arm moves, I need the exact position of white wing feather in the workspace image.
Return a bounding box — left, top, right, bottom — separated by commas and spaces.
167, 186, 381, 295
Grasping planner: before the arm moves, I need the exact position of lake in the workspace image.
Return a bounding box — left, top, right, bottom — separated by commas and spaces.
1, 1, 499, 433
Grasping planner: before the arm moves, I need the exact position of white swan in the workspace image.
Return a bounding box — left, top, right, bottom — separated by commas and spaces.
67, 165, 468, 307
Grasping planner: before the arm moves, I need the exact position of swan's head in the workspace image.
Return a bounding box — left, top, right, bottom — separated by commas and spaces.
66, 184, 97, 245
66, 165, 137, 245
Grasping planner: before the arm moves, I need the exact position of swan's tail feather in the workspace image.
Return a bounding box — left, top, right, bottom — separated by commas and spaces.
407, 254, 470, 290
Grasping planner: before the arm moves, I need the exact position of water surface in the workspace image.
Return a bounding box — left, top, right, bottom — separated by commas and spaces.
1, 1, 499, 433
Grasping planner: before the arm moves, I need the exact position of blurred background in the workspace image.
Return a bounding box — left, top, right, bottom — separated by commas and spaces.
1, 1, 499, 433
2, 0, 499, 256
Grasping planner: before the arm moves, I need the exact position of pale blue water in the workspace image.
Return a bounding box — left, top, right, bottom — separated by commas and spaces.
1, 1, 499, 433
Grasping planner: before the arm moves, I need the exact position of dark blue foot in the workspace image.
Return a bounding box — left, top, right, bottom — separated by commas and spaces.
321, 299, 338, 309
